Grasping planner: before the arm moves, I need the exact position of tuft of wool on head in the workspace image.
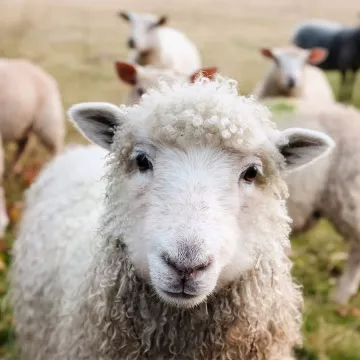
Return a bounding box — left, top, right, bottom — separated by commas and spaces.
117, 75, 279, 152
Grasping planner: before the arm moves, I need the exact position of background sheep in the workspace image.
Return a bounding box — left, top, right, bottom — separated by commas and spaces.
114, 60, 217, 104
252, 46, 335, 103
10, 77, 334, 360
0, 58, 65, 238
118, 11, 202, 75
291, 19, 360, 102
264, 97, 360, 304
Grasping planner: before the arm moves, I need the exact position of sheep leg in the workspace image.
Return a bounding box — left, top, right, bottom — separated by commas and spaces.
341, 70, 356, 102
346, 70, 357, 102
12, 135, 30, 175
330, 241, 360, 304
338, 70, 348, 102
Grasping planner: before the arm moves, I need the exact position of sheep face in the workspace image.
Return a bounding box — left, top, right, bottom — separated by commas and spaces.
132, 146, 262, 307
118, 11, 167, 53
260, 47, 328, 96
69, 77, 334, 308
114, 61, 218, 105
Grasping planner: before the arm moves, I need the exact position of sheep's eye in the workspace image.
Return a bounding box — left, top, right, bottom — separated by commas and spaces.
242, 166, 258, 183
137, 88, 145, 97
136, 154, 153, 172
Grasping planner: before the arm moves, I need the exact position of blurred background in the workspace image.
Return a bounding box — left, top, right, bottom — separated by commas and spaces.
0, 0, 359, 359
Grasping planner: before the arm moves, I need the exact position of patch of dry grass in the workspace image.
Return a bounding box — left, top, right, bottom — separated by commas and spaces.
0, 0, 360, 359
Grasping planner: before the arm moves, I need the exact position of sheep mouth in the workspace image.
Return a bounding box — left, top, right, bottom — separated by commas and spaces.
161, 290, 198, 300
156, 288, 208, 308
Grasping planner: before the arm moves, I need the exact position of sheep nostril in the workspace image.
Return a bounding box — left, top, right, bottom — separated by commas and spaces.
162, 253, 172, 265
162, 253, 213, 279
195, 256, 213, 272
196, 262, 209, 272
287, 77, 295, 89
127, 38, 135, 49
177, 267, 196, 280
162, 253, 178, 271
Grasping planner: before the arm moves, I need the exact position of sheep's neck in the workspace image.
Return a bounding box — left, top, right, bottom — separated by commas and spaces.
87, 245, 300, 360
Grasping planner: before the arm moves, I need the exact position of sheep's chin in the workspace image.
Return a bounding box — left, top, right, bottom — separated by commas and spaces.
155, 288, 209, 309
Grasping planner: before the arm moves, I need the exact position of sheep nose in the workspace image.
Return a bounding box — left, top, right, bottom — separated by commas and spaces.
287, 77, 295, 89
162, 254, 213, 280
127, 38, 135, 49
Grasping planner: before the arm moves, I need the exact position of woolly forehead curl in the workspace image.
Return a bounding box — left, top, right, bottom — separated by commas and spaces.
112, 75, 281, 155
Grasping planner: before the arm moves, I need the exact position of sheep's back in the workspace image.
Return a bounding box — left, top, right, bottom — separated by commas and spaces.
10, 144, 107, 359
302, 65, 335, 103
306, 104, 360, 233
155, 27, 201, 75
266, 99, 360, 232
291, 20, 342, 49
262, 98, 334, 231
328, 28, 360, 69
0, 59, 60, 142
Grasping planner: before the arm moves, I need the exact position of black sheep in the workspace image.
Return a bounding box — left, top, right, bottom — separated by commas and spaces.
292, 19, 360, 102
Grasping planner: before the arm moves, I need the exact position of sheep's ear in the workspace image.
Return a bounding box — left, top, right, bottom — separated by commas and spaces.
156, 15, 167, 26
260, 48, 275, 59
307, 48, 328, 65
277, 128, 335, 172
114, 61, 137, 85
68, 102, 124, 150
118, 11, 131, 21
190, 67, 218, 83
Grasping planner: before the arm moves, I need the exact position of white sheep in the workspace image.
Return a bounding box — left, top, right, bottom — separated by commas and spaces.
264, 97, 360, 304
10, 75, 335, 360
114, 60, 217, 104
118, 11, 202, 75
0, 58, 65, 237
252, 46, 335, 104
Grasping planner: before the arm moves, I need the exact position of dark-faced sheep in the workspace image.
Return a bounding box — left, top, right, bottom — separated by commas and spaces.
291, 19, 360, 102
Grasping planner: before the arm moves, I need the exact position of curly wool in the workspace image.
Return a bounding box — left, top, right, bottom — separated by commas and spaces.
10, 144, 108, 360
123, 76, 278, 150
11, 76, 302, 360
54, 242, 302, 360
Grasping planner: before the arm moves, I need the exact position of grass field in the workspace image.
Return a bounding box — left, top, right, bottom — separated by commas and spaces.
0, 0, 360, 359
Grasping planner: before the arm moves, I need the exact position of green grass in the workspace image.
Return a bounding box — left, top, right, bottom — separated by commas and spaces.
263, 99, 297, 114
0, 1, 360, 359
292, 220, 360, 359
268, 101, 296, 113
0, 231, 17, 360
